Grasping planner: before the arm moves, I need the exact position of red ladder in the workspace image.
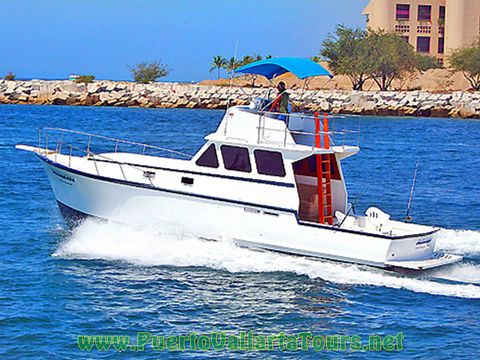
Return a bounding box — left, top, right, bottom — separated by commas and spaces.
314, 112, 333, 225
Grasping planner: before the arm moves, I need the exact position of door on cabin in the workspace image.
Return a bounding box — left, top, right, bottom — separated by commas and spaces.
292, 154, 345, 224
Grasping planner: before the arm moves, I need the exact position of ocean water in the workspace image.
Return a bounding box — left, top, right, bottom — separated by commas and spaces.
1, 104, 479, 359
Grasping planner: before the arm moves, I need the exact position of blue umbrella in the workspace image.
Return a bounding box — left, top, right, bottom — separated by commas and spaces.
234, 57, 333, 79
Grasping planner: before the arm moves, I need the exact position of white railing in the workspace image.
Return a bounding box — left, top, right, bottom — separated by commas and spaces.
39, 127, 192, 159
247, 109, 361, 149
37, 128, 193, 186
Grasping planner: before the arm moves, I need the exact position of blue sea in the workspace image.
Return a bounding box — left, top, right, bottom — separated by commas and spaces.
1, 104, 479, 359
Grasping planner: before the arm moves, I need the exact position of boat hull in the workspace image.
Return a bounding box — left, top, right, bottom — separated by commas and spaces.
40, 156, 452, 270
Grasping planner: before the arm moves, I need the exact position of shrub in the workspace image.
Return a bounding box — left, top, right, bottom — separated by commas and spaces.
321, 25, 371, 90
365, 30, 417, 91
130, 61, 170, 84
450, 43, 480, 90
415, 54, 441, 72
74, 75, 95, 84
5, 72, 15, 81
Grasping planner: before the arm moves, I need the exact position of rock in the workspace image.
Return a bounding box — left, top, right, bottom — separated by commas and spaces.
458, 105, 477, 118
431, 107, 451, 118
0, 79, 479, 117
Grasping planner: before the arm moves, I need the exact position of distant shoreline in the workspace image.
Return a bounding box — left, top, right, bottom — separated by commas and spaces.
1, 79, 479, 118
13, 77, 197, 84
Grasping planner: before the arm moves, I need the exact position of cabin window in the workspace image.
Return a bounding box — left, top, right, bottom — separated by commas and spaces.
254, 150, 286, 177
221, 145, 251, 172
292, 154, 341, 181
195, 144, 219, 168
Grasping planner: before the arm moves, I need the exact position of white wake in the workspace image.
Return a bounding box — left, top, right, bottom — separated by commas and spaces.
54, 219, 480, 299
436, 228, 480, 256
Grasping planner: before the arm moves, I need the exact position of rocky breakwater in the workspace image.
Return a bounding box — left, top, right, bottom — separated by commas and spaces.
0, 80, 480, 118
0, 80, 259, 109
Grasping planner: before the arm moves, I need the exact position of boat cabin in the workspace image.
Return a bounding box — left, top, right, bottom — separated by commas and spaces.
194, 103, 359, 227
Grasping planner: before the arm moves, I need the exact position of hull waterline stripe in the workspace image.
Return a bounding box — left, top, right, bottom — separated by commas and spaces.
40, 155, 439, 240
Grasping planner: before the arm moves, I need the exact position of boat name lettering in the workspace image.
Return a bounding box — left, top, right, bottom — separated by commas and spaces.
244, 207, 261, 214
416, 238, 432, 246
52, 169, 75, 183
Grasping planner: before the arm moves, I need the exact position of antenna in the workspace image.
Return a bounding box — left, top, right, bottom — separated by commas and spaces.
404, 161, 419, 223
224, 38, 239, 136
227, 37, 240, 108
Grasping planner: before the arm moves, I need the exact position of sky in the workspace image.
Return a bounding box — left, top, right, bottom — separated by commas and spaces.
1, 0, 369, 81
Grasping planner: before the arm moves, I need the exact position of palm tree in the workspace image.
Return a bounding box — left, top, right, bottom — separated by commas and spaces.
241, 55, 255, 66
209, 55, 227, 79
225, 57, 241, 74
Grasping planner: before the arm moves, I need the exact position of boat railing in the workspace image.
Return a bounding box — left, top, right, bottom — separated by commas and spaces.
250, 109, 361, 149
38, 127, 192, 159
36, 128, 193, 185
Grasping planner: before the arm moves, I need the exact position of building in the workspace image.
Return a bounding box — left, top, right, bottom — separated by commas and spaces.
362, 0, 480, 65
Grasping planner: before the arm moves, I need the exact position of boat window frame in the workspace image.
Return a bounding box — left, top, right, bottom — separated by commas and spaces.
220, 145, 252, 173
195, 143, 220, 169
253, 149, 286, 177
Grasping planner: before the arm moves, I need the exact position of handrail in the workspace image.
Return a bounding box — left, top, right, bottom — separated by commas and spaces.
247, 108, 360, 149
245, 108, 347, 120
40, 127, 193, 159
37, 127, 192, 187
255, 126, 336, 149
42, 139, 156, 185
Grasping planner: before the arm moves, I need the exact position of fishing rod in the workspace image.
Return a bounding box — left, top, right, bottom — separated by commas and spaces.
404, 161, 419, 223
337, 186, 366, 228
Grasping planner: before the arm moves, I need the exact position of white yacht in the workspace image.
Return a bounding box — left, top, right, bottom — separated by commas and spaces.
16, 58, 461, 271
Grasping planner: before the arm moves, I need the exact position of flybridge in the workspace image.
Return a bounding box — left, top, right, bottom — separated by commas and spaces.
215, 106, 361, 154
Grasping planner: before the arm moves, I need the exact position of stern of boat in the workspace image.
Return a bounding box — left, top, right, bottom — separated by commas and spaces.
384, 230, 462, 271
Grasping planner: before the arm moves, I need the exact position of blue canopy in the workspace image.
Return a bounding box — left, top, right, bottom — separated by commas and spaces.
235, 57, 333, 80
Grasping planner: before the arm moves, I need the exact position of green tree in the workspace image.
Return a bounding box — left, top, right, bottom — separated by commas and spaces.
241, 55, 256, 65
130, 61, 170, 84
450, 43, 480, 90
210, 55, 227, 79
225, 57, 241, 73
240, 55, 261, 87
4, 72, 15, 81
415, 54, 441, 72
366, 30, 417, 91
311, 56, 322, 63
321, 25, 371, 90
74, 75, 95, 84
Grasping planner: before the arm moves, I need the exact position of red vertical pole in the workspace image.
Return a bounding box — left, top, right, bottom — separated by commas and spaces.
314, 112, 320, 148
323, 113, 330, 149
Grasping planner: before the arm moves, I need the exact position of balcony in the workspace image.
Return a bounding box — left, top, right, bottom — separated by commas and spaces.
395, 24, 410, 33
417, 25, 432, 34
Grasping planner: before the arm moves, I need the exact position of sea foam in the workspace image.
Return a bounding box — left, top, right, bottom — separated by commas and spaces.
54, 219, 480, 299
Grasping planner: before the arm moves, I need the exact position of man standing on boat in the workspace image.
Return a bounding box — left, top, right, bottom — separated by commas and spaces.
271, 81, 289, 121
